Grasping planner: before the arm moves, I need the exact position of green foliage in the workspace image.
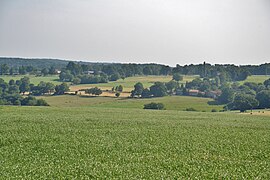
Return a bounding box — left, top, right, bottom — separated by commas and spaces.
110, 73, 121, 81
143, 102, 165, 110
72, 77, 81, 85
41, 68, 49, 76
113, 85, 123, 92
149, 82, 167, 97
31, 81, 55, 96
115, 92, 120, 98
85, 87, 102, 96
230, 93, 259, 112
165, 80, 178, 94
256, 90, 270, 108
59, 71, 74, 82
54, 83, 70, 95
264, 78, 270, 88
131, 82, 144, 97
78, 74, 108, 84
172, 73, 183, 81
186, 107, 197, 111
19, 76, 30, 94
218, 87, 234, 104
141, 88, 152, 98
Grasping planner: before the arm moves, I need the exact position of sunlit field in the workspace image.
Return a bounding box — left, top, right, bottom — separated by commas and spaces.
0, 75, 62, 85
41, 95, 223, 112
0, 106, 269, 179
239, 75, 270, 84
69, 75, 198, 93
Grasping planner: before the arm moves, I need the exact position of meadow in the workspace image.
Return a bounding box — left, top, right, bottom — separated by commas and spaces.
0, 75, 62, 85
41, 95, 223, 112
69, 75, 198, 92
239, 75, 270, 84
0, 106, 269, 179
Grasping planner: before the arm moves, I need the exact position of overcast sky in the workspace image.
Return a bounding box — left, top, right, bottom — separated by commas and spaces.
0, 0, 270, 66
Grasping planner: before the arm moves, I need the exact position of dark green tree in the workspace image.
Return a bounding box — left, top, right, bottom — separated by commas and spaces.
131, 82, 144, 97
150, 82, 167, 97
54, 83, 70, 95
256, 90, 270, 108
230, 93, 258, 112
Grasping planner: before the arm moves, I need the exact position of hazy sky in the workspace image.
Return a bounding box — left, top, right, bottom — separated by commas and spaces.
0, 0, 270, 66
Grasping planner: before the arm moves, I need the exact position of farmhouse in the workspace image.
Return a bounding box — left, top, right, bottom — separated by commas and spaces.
206, 90, 222, 99
188, 89, 200, 96
84, 70, 95, 75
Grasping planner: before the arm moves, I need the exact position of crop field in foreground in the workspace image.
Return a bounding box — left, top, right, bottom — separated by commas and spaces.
40, 95, 223, 112
0, 106, 269, 179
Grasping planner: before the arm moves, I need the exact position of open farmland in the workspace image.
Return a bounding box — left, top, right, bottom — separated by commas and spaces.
239, 75, 270, 84
41, 95, 223, 112
0, 106, 269, 179
70, 75, 198, 93
0, 75, 62, 85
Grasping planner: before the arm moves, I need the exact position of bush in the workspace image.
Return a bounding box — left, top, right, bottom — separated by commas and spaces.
14, 100, 21, 106
36, 99, 49, 106
211, 109, 218, 112
72, 78, 81, 85
115, 92, 120, 98
144, 102, 165, 110
186, 108, 197, 111
85, 87, 102, 96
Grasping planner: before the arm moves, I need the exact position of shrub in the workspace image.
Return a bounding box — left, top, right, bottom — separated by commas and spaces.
211, 109, 218, 112
115, 92, 120, 98
144, 102, 165, 110
14, 100, 21, 106
186, 108, 197, 111
36, 99, 49, 106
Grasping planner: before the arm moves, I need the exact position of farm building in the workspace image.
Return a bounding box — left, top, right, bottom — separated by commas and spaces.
188, 89, 200, 96
206, 90, 222, 99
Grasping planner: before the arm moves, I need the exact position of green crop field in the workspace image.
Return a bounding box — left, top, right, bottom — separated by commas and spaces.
0, 75, 62, 85
0, 106, 269, 179
1, 74, 270, 178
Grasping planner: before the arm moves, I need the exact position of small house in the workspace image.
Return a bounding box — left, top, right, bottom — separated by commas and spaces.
188, 89, 200, 96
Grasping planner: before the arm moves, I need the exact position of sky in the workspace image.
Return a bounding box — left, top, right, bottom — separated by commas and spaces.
0, 0, 270, 66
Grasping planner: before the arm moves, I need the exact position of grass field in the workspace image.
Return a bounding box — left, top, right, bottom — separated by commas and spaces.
41, 95, 223, 112
70, 75, 198, 92
0, 75, 62, 85
240, 75, 270, 84
0, 106, 269, 179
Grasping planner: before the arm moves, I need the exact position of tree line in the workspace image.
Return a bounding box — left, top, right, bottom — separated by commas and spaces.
0, 77, 69, 106
130, 74, 270, 112
58, 61, 270, 85
0, 63, 60, 76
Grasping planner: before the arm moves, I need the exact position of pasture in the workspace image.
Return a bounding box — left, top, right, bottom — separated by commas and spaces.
0, 75, 62, 85
41, 95, 223, 112
70, 75, 198, 93
239, 75, 270, 84
0, 106, 269, 179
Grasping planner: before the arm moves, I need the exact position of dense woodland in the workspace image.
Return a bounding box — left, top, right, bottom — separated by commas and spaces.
1, 57, 270, 80
59, 61, 270, 83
